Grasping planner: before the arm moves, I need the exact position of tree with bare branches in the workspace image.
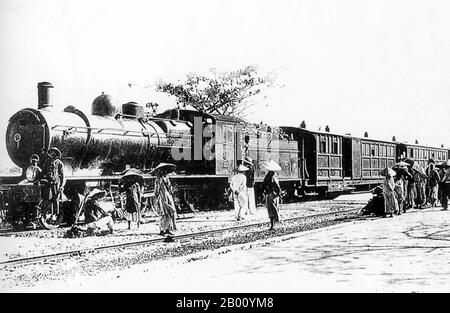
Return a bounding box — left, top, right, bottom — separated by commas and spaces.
155, 65, 278, 117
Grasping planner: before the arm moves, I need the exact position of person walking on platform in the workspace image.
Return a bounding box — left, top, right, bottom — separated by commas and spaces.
438, 166, 446, 207
427, 163, 440, 207
404, 168, 415, 210
120, 170, 143, 230
394, 174, 405, 215
440, 162, 450, 210
230, 165, 248, 220
412, 164, 427, 209
243, 157, 256, 215
153, 163, 177, 236
382, 167, 398, 217
262, 160, 282, 230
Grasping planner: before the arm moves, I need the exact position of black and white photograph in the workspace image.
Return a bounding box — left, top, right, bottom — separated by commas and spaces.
0, 0, 450, 297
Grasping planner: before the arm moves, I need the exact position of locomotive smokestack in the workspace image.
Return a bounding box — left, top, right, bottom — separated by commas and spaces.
37, 82, 54, 109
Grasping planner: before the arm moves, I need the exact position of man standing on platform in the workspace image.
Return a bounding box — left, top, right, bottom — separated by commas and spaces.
244, 157, 256, 215
440, 162, 450, 210
230, 165, 249, 220
42, 147, 65, 217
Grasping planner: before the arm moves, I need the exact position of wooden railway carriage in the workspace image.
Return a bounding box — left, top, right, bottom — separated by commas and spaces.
343, 136, 396, 187
396, 143, 447, 168
281, 127, 346, 194
209, 114, 299, 189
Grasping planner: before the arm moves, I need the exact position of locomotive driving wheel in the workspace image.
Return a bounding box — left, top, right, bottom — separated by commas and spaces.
37, 200, 63, 230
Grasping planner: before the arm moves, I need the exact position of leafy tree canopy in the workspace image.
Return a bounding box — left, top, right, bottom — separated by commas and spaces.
155, 65, 279, 117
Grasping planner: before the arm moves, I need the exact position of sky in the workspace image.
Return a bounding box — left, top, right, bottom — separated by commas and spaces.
0, 0, 449, 169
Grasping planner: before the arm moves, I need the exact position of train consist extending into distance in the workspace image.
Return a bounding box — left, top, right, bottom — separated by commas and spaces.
0, 82, 449, 229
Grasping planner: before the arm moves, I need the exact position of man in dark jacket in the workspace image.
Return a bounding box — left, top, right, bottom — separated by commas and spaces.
243, 156, 256, 215
42, 147, 65, 216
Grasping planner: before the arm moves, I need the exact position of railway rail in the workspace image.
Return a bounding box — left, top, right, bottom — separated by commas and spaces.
0, 208, 362, 268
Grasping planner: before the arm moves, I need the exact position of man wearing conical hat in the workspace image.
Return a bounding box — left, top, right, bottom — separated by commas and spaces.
230, 164, 249, 220
154, 165, 177, 237
74, 188, 114, 235
427, 163, 440, 207
382, 167, 399, 217
440, 162, 450, 210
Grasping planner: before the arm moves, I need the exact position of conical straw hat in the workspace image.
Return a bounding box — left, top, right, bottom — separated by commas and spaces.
262, 160, 282, 171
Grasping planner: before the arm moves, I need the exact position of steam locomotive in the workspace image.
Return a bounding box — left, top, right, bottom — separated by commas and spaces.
0, 82, 449, 229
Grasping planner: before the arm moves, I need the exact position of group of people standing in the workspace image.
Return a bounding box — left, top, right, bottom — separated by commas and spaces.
120, 163, 178, 238
230, 157, 282, 230
26, 147, 66, 219
72, 163, 178, 238
36, 146, 283, 237
230, 157, 257, 220
382, 160, 450, 217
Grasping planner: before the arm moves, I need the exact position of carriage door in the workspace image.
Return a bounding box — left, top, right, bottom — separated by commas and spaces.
216, 123, 236, 176
352, 138, 362, 179
234, 124, 245, 166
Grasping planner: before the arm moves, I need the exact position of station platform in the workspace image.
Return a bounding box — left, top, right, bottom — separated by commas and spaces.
0, 196, 368, 263
10, 203, 450, 292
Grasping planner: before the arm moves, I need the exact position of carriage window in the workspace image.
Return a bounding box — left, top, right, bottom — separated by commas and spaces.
222, 125, 228, 141
244, 134, 250, 144
371, 145, 376, 157
223, 125, 234, 142
332, 137, 339, 154
320, 136, 327, 153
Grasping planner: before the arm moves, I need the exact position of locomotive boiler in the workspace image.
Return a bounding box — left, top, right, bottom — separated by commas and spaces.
5, 82, 180, 175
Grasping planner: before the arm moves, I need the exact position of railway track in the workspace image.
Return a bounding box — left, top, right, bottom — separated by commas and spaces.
0, 208, 361, 268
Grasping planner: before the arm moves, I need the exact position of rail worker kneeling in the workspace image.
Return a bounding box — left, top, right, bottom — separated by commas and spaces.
75, 189, 114, 235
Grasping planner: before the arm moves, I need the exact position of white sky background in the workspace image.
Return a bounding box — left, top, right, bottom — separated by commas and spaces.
0, 0, 449, 168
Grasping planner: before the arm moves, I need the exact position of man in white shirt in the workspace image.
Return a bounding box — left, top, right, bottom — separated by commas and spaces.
230, 165, 249, 220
